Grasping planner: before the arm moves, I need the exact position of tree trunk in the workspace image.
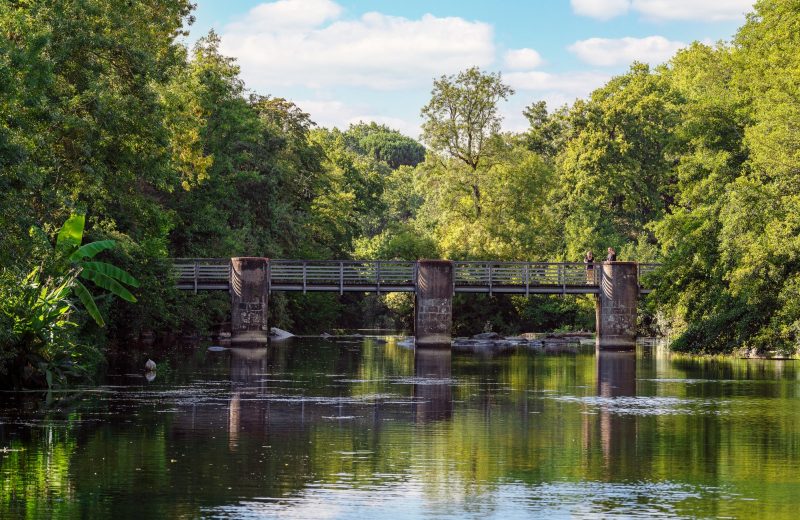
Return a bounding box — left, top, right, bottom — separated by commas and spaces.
472, 183, 482, 218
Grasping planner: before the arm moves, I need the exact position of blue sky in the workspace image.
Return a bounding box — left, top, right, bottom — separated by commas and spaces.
187, 0, 752, 136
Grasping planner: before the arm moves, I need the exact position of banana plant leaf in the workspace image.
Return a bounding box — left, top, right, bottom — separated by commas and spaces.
56, 214, 85, 253
69, 240, 116, 262
80, 261, 140, 287
73, 280, 105, 327
79, 269, 137, 302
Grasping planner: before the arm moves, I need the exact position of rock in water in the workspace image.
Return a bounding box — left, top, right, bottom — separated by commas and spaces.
145, 359, 157, 371
270, 327, 295, 340
472, 332, 501, 340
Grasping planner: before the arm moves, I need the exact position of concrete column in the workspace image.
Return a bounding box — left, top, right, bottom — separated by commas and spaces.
230, 257, 269, 343
596, 262, 638, 350
414, 260, 453, 346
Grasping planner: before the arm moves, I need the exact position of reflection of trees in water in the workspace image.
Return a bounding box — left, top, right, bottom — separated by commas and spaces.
9, 342, 800, 518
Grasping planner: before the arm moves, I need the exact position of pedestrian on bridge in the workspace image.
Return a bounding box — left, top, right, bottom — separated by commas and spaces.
606, 247, 616, 262
584, 250, 595, 284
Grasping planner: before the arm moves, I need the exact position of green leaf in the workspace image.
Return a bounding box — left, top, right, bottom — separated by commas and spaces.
69, 240, 116, 262
73, 281, 105, 327
56, 214, 85, 253
79, 269, 137, 302
24, 266, 41, 284
81, 261, 140, 287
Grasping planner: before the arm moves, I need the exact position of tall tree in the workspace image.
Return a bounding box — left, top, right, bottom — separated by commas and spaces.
556, 63, 682, 259
420, 67, 513, 216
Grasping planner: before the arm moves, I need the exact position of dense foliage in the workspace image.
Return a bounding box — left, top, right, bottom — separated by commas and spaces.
3, 0, 800, 387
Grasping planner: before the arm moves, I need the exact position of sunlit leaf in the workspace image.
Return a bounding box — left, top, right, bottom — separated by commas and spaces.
69, 240, 116, 262
56, 214, 85, 253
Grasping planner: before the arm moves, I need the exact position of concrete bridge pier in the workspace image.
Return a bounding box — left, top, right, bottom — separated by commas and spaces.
595, 262, 639, 350
414, 260, 454, 347
230, 257, 269, 343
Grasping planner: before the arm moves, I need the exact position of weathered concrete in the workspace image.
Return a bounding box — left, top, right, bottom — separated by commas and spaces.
414, 260, 454, 346
230, 257, 269, 343
595, 262, 639, 350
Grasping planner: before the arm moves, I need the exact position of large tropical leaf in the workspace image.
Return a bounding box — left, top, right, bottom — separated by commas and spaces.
73, 281, 105, 327
69, 240, 116, 262
56, 214, 85, 253
79, 269, 137, 302
80, 261, 140, 287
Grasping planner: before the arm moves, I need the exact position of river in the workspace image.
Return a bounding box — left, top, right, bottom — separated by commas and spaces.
1, 336, 798, 518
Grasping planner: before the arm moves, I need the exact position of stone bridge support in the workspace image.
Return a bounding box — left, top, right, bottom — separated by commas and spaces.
414, 260, 454, 347
595, 262, 639, 350
230, 257, 269, 343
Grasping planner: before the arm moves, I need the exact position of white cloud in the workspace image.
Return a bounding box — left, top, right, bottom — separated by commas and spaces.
571, 0, 753, 21
243, 0, 342, 30
568, 36, 686, 66
220, 0, 495, 90
631, 0, 753, 21
504, 48, 543, 70
505, 70, 611, 93
571, 0, 630, 20
505, 70, 612, 102
296, 99, 420, 137
500, 71, 613, 131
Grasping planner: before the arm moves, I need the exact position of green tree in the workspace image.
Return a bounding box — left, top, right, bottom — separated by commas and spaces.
556, 63, 682, 260
421, 67, 514, 217
344, 122, 426, 169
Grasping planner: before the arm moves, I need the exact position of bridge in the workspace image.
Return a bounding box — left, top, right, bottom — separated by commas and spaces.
172, 258, 658, 350
173, 259, 656, 295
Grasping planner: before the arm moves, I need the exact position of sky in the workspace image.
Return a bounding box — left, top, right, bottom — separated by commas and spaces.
187, 0, 754, 137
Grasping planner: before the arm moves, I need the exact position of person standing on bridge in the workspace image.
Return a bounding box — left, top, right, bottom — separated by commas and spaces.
584, 250, 595, 284
606, 247, 616, 262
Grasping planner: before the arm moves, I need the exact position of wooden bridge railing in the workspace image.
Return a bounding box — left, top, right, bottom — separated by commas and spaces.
172, 259, 660, 294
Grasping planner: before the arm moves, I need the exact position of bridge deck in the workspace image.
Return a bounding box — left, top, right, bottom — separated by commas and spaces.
173, 260, 656, 295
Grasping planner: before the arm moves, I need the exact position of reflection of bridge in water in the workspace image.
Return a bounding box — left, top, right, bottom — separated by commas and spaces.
165, 339, 648, 506
173, 258, 658, 349
596, 351, 637, 474
171, 344, 455, 451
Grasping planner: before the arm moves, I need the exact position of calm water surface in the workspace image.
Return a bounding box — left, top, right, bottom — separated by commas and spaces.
2, 337, 799, 518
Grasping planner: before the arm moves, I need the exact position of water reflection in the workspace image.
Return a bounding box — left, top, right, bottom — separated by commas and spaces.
228, 346, 270, 449
597, 350, 637, 398
413, 348, 452, 422
6, 339, 800, 518
596, 350, 637, 478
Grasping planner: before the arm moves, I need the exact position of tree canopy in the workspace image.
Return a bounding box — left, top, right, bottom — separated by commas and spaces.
5, 0, 800, 386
